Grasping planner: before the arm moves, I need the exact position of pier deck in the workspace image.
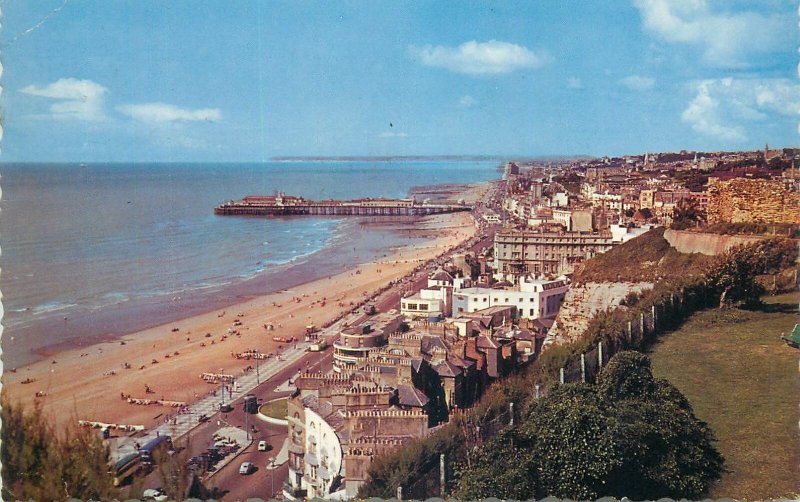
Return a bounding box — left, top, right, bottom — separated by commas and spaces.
214, 194, 472, 217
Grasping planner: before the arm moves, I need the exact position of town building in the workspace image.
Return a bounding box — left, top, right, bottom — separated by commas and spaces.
285, 306, 539, 499
552, 208, 593, 232
493, 229, 615, 277
452, 275, 568, 320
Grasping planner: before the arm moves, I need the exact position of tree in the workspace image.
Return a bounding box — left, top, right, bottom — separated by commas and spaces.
1, 395, 115, 501
523, 384, 621, 500
671, 198, 701, 230
155, 437, 191, 501
599, 352, 724, 499
452, 351, 723, 501
707, 238, 797, 308
455, 428, 537, 500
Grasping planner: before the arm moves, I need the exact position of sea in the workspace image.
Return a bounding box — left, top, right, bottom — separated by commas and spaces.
0, 161, 499, 367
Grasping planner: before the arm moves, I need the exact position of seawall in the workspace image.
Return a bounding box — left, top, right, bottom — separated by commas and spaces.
663, 229, 767, 256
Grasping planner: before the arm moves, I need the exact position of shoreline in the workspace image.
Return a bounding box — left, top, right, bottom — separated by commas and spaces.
2, 184, 487, 432
13, 218, 403, 366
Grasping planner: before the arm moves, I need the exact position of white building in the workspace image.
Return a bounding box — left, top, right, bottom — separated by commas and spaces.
551, 192, 569, 207
609, 223, 656, 243
591, 191, 623, 211
301, 407, 344, 499
452, 276, 569, 320
400, 286, 452, 318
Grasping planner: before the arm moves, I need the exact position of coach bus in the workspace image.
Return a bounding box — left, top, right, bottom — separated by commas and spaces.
112, 453, 141, 486
138, 435, 173, 467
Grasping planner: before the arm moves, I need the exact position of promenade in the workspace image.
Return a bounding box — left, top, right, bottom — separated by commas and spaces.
109, 317, 350, 461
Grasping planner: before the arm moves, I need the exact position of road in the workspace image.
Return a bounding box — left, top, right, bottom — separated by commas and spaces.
210, 349, 332, 500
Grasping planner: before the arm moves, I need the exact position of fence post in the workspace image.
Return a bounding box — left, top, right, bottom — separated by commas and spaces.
397, 486, 403, 501
440, 453, 446, 498
627, 320, 632, 344
598, 341, 603, 368
535, 384, 540, 399
640, 312, 645, 338
509, 402, 514, 426
559, 367, 565, 384
580, 353, 586, 382
652, 304, 657, 332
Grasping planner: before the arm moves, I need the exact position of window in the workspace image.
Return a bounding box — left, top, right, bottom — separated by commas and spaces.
483, 298, 487, 302
458, 307, 464, 313
419, 303, 428, 311
530, 308, 534, 316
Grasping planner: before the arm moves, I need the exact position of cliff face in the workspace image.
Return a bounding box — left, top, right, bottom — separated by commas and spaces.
545, 281, 652, 346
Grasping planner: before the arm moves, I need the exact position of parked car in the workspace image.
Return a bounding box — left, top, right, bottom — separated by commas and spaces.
239, 461, 254, 475
257, 440, 273, 452
142, 488, 168, 501
197, 414, 209, 423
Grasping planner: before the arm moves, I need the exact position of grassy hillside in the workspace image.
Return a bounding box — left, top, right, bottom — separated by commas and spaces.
648, 292, 800, 499
574, 228, 714, 284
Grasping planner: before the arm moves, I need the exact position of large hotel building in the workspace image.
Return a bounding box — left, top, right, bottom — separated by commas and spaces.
493, 229, 615, 277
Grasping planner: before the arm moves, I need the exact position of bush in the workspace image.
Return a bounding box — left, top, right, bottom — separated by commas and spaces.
454, 352, 723, 500
1, 395, 115, 501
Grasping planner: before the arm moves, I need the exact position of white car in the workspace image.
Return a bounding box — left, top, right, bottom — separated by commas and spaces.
258, 440, 268, 451
239, 461, 254, 475
142, 488, 168, 501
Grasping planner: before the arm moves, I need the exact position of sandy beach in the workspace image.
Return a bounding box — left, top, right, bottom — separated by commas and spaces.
2, 202, 481, 432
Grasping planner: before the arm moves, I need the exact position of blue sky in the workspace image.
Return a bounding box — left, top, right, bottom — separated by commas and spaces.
1, 0, 797, 162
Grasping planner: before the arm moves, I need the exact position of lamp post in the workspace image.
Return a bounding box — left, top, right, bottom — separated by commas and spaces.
256, 349, 260, 384
268, 456, 275, 497
219, 368, 225, 407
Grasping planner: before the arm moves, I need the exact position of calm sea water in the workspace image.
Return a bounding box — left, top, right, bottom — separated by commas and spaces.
0, 161, 498, 366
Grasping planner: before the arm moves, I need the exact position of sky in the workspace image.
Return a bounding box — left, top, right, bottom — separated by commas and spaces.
1, 0, 797, 162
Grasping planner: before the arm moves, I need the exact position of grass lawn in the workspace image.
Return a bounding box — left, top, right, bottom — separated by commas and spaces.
648, 291, 799, 499
259, 398, 288, 420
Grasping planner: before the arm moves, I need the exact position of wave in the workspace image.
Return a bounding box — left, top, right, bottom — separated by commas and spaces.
30, 301, 80, 316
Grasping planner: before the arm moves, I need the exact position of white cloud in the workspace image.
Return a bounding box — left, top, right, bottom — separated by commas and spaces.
566, 77, 583, 89
633, 0, 789, 67
20, 78, 108, 121
410, 40, 549, 75
458, 95, 478, 108
620, 75, 655, 91
117, 103, 221, 123
379, 131, 408, 138
681, 78, 800, 141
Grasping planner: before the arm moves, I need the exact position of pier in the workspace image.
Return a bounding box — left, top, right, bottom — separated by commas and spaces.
214, 194, 472, 217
